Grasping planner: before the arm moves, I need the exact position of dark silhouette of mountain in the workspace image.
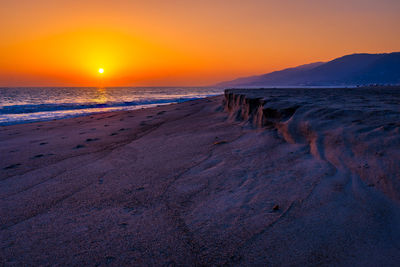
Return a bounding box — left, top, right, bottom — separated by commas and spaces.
217, 52, 400, 87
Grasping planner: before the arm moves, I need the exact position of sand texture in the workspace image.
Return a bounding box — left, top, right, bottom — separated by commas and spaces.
1, 88, 400, 266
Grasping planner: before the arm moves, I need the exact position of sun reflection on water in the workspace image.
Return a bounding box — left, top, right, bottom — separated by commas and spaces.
92, 87, 108, 104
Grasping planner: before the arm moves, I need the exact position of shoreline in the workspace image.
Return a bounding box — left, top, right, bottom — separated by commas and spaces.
1, 90, 399, 265
0, 95, 221, 127
0, 102, 174, 127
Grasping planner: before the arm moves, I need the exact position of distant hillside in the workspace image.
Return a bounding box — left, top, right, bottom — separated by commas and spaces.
217, 52, 400, 87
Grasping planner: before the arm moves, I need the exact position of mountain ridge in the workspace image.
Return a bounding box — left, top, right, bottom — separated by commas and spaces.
217, 52, 400, 87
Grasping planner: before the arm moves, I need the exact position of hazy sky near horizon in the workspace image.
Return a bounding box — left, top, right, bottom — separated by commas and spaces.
0, 0, 399, 86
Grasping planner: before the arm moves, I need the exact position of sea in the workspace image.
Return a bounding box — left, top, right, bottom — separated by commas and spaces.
0, 87, 224, 126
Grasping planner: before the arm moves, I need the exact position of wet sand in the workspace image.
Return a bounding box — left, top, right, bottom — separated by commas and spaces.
1, 89, 399, 266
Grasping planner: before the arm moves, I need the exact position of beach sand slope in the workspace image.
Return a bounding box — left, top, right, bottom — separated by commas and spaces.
1, 89, 399, 266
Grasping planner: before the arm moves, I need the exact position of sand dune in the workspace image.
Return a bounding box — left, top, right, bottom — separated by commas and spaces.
1, 88, 399, 266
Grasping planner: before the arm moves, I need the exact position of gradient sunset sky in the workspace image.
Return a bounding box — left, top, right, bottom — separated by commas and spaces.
0, 0, 399, 87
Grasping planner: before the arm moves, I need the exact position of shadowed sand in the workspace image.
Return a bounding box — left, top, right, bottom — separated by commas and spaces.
1, 89, 399, 266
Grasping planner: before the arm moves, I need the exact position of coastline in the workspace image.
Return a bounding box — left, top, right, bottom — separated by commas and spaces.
0, 102, 174, 126
0, 86, 223, 126
1, 90, 399, 265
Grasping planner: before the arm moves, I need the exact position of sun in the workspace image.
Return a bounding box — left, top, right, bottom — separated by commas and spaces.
98, 68, 104, 74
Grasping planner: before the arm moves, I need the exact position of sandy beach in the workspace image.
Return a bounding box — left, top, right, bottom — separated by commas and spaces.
1, 88, 400, 266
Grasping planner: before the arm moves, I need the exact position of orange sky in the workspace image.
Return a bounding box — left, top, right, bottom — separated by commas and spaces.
0, 0, 399, 86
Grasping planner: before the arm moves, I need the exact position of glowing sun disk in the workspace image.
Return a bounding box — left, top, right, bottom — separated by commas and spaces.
98, 68, 104, 74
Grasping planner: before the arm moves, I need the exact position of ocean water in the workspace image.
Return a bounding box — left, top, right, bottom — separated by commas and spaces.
0, 87, 224, 125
